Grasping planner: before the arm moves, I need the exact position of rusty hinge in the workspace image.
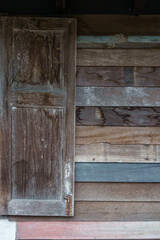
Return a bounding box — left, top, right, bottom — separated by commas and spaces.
64, 194, 72, 216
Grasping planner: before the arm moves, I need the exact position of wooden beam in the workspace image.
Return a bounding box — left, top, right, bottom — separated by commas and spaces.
130, 0, 149, 15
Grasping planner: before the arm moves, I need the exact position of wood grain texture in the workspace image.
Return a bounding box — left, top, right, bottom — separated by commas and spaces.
77, 35, 160, 49
75, 163, 160, 182
76, 87, 160, 107
13, 29, 63, 88
75, 183, 160, 201
76, 67, 160, 87
76, 15, 160, 35
12, 202, 160, 221
12, 108, 63, 200
75, 144, 160, 163
0, 17, 76, 216
76, 126, 160, 145
77, 49, 160, 66
17, 221, 160, 239
76, 107, 160, 126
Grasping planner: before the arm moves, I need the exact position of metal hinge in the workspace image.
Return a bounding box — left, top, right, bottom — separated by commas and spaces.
64, 194, 72, 216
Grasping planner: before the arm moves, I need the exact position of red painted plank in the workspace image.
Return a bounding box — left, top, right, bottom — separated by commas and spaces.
17, 221, 160, 239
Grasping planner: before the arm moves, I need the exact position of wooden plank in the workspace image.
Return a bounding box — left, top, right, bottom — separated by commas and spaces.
77, 49, 160, 66
17, 221, 160, 239
76, 107, 160, 126
76, 87, 160, 107
75, 163, 160, 182
77, 35, 160, 49
75, 144, 160, 163
14, 202, 160, 221
76, 67, 160, 87
75, 15, 160, 35
75, 183, 160, 201
76, 126, 160, 145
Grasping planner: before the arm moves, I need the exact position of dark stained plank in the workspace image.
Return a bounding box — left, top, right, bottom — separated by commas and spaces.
77, 49, 160, 66
76, 107, 160, 126
11, 202, 160, 221
75, 163, 160, 182
76, 126, 160, 145
77, 35, 160, 49
76, 15, 160, 35
76, 87, 160, 107
75, 183, 160, 201
76, 67, 133, 87
75, 144, 160, 163
76, 67, 160, 87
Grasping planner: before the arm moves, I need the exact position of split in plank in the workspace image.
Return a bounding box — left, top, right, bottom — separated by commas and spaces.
77, 49, 160, 66
76, 126, 160, 145
76, 67, 160, 87
76, 87, 160, 107
77, 35, 160, 49
75, 163, 160, 182
75, 183, 160, 201
75, 144, 160, 163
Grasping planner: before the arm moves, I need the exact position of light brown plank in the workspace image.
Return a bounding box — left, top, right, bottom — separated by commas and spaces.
75, 144, 160, 163
76, 126, 160, 145
10, 202, 160, 221
17, 221, 160, 239
75, 183, 160, 201
77, 49, 160, 66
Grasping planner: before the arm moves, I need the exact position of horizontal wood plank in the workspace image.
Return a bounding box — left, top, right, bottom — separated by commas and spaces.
76, 107, 160, 126
77, 35, 160, 49
77, 49, 160, 66
13, 202, 160, 221
76, 126, 160, 145
17, 221, 160, 239
75, 163, 160, 182
75, 144, 160, 163
76, 87, 160, 107
76, 67, 160, 87
76, 15, 160, 35
75, 183, 160, 201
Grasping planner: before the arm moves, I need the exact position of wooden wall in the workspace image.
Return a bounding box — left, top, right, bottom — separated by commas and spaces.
10, 35, 160, 222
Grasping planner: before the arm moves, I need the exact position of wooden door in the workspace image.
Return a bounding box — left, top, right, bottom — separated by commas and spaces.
0, 17, 76, 216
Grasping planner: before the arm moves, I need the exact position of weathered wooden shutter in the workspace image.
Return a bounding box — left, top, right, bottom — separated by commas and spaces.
0, 17, 76, 216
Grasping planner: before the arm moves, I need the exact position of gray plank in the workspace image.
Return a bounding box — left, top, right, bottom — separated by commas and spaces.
76, 87, 160, 107
75, 163, 160, 182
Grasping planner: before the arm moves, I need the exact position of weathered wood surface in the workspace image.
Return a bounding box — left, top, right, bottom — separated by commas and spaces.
75, 163, 160, 182
77, 35, 160, 48
12, 202, 160, 221
75, 183, 160, 201
76, 15, 160, 35
75, 144, 160, 163
76, 107, 160, 126
12, 108, 63, 200
76, 87, 160, 107
0, 17, 76, 216
17, 221, 160, 239
76, 67, 160, 87
76, 126, 160, 145
77, 49, 160, 66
